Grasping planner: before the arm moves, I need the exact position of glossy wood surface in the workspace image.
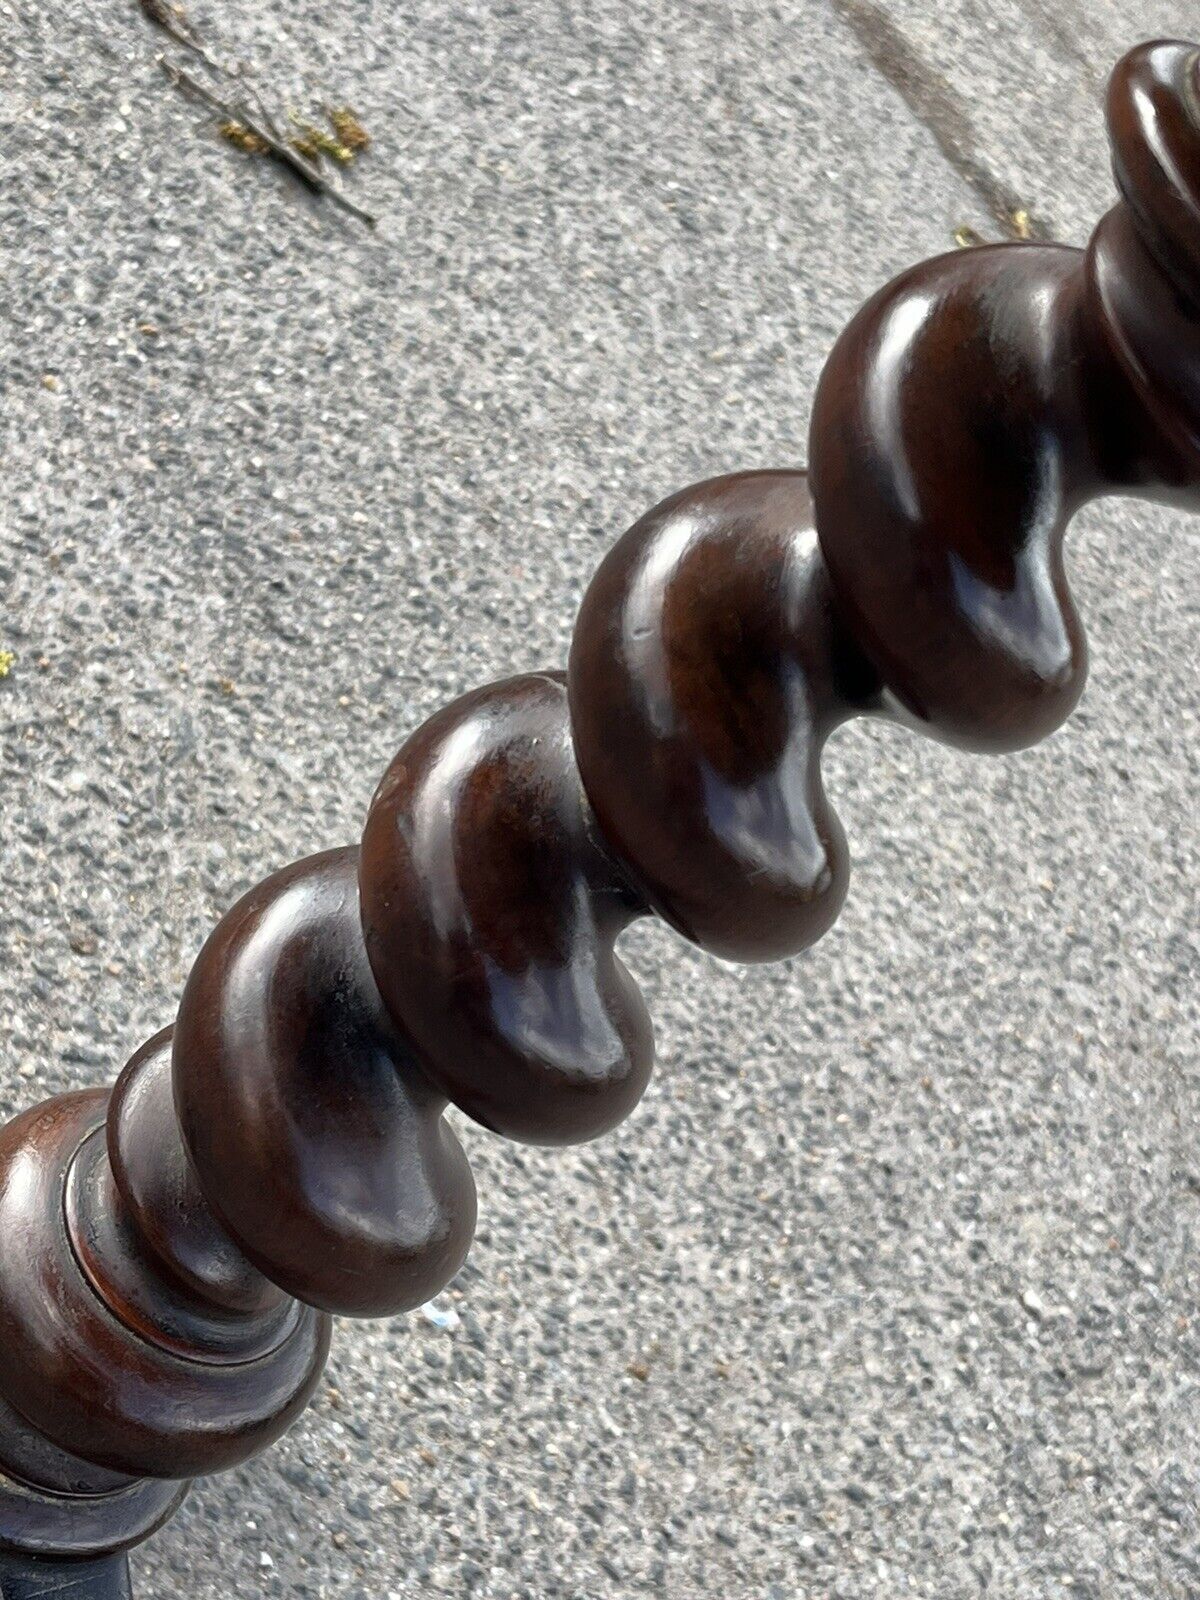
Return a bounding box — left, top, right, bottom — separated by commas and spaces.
0, 1094, 329, 1482
568, 471, 879, 960
108, 1031, 284, 1318
174, 848, 476, 1314
810, 246, 1096, 750
360, 674, 653, 1142
1, 36, 1197, 1564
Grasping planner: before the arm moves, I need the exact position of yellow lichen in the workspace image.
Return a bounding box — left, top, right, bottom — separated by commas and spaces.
329, 106, 370, 152
290, 115, 353, 164
289, 133, 323, 163
219, 120, 270, 156
0, 650, 15, 679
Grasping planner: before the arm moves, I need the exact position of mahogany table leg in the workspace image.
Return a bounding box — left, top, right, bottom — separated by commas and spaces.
2, 34, 1199, 1591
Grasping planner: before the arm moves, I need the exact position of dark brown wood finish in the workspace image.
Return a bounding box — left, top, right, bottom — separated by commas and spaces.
568, 471, 880, 961
174, 848, 477, 1315
1, 36, 1197, 1574
810, 41, 1200, 756
360, 674, 653, 1142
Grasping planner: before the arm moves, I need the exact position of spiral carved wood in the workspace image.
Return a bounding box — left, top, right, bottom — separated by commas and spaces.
2, 37, 1199, 1564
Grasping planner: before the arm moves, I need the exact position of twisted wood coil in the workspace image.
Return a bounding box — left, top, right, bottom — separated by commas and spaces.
2, 37, 1198, 1561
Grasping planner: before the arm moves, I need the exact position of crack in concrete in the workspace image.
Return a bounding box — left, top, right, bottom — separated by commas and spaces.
830, 0, 1059, 240
1010, 0, 1104, 95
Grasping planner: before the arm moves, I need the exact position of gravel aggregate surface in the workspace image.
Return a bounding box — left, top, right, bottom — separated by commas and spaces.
3, 2, 1200, 1596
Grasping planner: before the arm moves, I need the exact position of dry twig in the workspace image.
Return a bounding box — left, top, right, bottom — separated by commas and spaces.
137, 0, 377, 228
160, 59, 376, 227
138, 0, 222, 70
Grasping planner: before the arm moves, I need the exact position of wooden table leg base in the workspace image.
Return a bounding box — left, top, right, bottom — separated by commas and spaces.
0, 1550, 135, 1600
0, 1465, 187, 1565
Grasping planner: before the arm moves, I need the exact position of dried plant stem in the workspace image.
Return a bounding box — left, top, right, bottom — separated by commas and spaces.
160, 59, 377, 228
138, 0, 223, 71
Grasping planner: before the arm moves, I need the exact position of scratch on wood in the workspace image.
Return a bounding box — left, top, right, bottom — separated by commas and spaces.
0, 1552, 131, 1600
829, 0, 1057, 240
7, 1579, 104, 1599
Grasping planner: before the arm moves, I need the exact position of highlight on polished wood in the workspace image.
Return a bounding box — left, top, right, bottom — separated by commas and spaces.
2, 37, 1198, 1592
